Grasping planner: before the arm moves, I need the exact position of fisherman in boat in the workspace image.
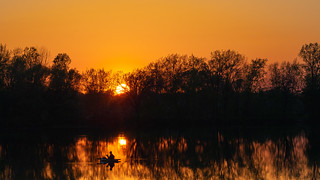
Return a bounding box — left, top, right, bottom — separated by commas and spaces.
106, 151, 115, 160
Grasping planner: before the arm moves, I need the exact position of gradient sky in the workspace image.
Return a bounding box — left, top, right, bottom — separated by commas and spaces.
1, 0, 320, 72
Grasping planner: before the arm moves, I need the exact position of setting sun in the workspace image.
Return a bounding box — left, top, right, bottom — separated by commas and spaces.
115, 84, 129, 95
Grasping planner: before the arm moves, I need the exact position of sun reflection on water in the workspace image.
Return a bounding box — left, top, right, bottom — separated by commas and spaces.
119, 138, 127, 146
3, 132, 320, 179
61, 133, 318, 179
118, 133, 127, 147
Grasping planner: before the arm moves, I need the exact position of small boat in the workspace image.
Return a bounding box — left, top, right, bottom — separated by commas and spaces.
99, 157, 121, 164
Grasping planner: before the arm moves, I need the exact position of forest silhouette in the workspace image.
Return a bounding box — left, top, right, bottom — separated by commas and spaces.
1, 43, 320, 130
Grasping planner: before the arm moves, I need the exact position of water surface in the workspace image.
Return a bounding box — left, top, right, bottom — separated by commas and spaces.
0, 128, 319, 179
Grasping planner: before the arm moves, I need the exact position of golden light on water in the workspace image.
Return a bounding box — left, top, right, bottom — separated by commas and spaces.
119, 138, 127, 146
115, 84, 129, 95
62, 134, 313, 179
2, 133, 319, 179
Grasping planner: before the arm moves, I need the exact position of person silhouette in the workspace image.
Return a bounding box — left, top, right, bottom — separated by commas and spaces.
106, 151, 115, 159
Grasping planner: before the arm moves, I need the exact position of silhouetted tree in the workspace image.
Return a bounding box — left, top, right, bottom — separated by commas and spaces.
299, 43, 320, 121
23, 47, 40, 68
207, 50, 245, 121
266, 61, 304, 120
181, 55, 209, 94
23, 47, 50, 90
208, 50, 245, 94
145, 61, 165, 94
158, 54, 187, 94
268, 61, 303, 94
299, 43, 320, 92
49, 53, 81, 93
81, 68, 112, 94
7, 50, 28, 90
244, 58, 268, 93
0, 44, 10, 90
5, 47, 50, 91
124, 68, 153, 122
0, 44, 317, 128
66, 68, 81, 92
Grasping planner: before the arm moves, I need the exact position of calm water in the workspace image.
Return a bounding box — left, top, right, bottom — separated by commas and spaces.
0, 128, 319, 179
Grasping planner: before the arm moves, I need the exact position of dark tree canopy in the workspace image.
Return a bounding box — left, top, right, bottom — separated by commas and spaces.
0, 44, 10, 90
1, 43, 320, 128
50, 53, 80, 92
299, 43, 320, 91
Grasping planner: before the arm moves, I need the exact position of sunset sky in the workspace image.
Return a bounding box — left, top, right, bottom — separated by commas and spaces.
1, 0, 320, 72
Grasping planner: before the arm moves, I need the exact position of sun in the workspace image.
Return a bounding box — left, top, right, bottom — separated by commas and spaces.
115, 84, 129, 95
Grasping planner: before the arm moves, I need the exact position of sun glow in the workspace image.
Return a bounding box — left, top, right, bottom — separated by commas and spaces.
115, 84, 129, 95
119, 138, 127, 146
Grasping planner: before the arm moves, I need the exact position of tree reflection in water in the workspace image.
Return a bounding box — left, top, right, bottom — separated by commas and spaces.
0, 130, 320, 179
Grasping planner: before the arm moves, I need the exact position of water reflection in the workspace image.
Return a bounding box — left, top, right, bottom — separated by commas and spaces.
1, 130, 320, 179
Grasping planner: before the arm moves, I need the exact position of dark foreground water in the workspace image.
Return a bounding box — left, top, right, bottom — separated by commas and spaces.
1, 127, 320, 179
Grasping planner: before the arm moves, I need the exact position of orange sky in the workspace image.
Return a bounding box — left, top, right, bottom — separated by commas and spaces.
1, 0, 320, 72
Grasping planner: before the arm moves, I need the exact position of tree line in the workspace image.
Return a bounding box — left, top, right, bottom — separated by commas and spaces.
1, 43, 320, 129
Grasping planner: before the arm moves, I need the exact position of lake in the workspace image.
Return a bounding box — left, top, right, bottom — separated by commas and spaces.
0, 127, 319, 179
